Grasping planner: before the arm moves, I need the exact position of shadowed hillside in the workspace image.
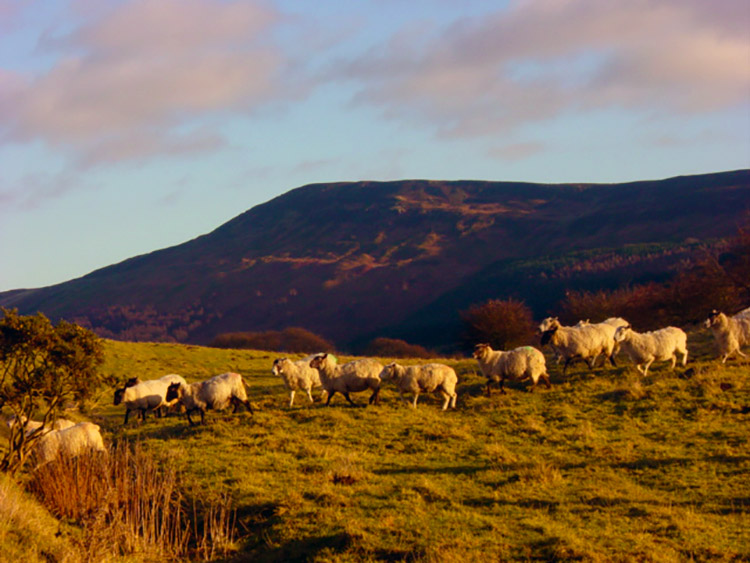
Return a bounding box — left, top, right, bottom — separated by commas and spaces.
1, 170, 749, 351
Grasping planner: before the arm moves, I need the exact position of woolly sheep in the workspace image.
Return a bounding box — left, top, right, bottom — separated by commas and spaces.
473, 343, 550, 395
166, 372, 253, 425
113, 374, 187, 425
379, 362, 458, 410
613, 325, 688, 376
540, 319, 615, 374
32, 422, 105, 468
6, 415, 76, 437
309, 353, 383, 407
704, 309, 750, 364
272, 355, 326, 407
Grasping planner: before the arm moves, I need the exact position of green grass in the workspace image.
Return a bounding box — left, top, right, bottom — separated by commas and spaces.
6, 334, 750, 561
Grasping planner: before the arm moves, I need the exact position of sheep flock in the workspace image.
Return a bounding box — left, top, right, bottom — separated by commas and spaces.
4, 306, 747, 471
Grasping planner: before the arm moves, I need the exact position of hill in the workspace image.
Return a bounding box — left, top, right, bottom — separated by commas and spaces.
1, 170, 749, 351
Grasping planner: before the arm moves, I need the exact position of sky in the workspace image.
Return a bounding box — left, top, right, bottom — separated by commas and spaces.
0, 0, 748, 292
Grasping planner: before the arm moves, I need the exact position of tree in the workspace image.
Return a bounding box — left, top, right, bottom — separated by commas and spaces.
461, 299, 535, 351
0, 309, 105, 473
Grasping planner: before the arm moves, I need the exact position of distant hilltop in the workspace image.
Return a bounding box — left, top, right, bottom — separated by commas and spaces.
2, 169, 748, 352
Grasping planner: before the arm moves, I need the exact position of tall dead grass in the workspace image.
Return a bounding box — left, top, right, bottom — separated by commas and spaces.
27, 441, 236, 561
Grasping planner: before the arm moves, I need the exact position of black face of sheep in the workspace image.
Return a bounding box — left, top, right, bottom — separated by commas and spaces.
113, 388, 125, 406
124, 377, 140, 388
704, 310, 721, 328
165, 382, 182, 403
310, 354, 327, 369
540, 328, 557, 346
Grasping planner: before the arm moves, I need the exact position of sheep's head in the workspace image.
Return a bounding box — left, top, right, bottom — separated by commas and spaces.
309, 353, 329, 370
537, 317, 558, 334
124, 377, 141, 388
473, 343, 491, 360
272, 358, 288, 376
704, 310, 724, 328
614, 325, 632, 343
378, 363, 398, 381
166, 382, 183, 403
113, 388, 126, 406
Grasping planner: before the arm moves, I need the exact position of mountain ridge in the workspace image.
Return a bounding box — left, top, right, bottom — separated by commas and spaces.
2, 169, 748, 351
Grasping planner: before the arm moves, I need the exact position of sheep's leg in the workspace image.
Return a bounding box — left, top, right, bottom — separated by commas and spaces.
399, 390, 410, 406
140, 408, 148, 422
681, 349, 688, 366
186, 409, 196, 426
199, 409, 206, 425
643, 359, 654, 377
670, 354, 677, 370
563, 358, 572, 376
123, 408, 132, 425
543, 373, 552, 389
243, 399, 254, 414
450, 393, 457, 409
608, 353, 618, 367
289, 390, 296, 408
305, 388, 314, 403
737, 350, 747, 359
412, 393, 419, 408
325, 390, 336, 406
343, 392, 358, 407
369, 388, 381, 406
499, 378, 507, 395
486, 381, 493, 397
439, 391, 449, 410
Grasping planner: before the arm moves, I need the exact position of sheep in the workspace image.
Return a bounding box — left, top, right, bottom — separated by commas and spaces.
308, 353, 383, 407
113, 373, 187, 425
540, 319, 614, 374
32, 422, 105, 468
272, 355, 326, 407
473, 343, 550, 395
378, 362, 457, 410
166, 372, 253, 425
613, 325, 688, 376
6, 415, 76, 437
704, 309, 750, 364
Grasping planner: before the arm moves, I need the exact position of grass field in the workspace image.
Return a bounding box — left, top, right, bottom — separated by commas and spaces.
3, 331, 750, 562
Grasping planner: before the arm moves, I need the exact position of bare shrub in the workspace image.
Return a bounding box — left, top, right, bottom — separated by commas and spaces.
362, 337, 435, 358
27, 441, 236, 561
461, 298, 535, 350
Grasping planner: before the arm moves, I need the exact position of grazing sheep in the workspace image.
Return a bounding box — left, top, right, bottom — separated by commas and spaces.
272, 355, 325, 407
704, 309, 750, 364
6, 415, 76, 437
473, 343, 550, 395
166, 372, 253, 425
379, 362, 457, 410
540, 319, 615, 374
32, 422, 105, 468
309, 354, 383, 407
113, 374, 187, 425
613, 325, 688, 376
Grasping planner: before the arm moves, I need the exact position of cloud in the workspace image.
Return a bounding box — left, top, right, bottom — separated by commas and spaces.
334, 0, 750, 137
0, 0, 285, 164
488, 141, 546, 162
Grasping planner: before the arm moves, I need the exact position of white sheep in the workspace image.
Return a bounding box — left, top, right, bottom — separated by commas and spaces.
309, 353, 383, 407
378, 362, 457, 410
32, 422, 105, 468
113, 373, 187, 425
704, 309, 750, 364
540, 319, 615, 374
6, 415, 76, 437
473, 343, 550, 395
613, 325, 688, 376
166, 372, 253, 425
272, 355, 325, 407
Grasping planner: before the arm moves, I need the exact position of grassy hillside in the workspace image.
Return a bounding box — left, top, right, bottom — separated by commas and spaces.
3, 333, 750, 561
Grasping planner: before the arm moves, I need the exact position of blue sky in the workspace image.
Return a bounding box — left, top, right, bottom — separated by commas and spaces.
1, 0, 748, 291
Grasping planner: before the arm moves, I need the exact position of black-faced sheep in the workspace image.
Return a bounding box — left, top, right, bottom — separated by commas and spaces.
379, 362, 458, 410
309, 354, 383, 407
166, 372, 253, 425
473, 343, 550, 395
32, 422, 105, 468
272, 355, 325, 407
613, 325, 688, 376
113, 374, 187, 425
704, 309, 750, 364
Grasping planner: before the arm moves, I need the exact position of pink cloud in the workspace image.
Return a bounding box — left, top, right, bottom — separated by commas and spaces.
488, 142, 546, 162
337, 0, 750, 137
1, 0, 285, 163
